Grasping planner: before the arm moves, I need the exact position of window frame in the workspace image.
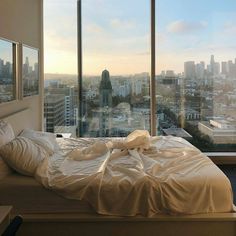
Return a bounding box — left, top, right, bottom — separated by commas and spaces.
0, 37, 18, 105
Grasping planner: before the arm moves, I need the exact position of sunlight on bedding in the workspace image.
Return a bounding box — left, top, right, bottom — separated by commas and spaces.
35, 130, 234, 217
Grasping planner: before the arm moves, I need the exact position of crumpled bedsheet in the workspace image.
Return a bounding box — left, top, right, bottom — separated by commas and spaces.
35, 130, 234, 216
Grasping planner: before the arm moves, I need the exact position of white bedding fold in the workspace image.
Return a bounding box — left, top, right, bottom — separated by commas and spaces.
35, 131, 234, 216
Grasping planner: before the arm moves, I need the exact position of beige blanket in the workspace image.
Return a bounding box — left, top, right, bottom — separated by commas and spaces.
36, 131, 234, 216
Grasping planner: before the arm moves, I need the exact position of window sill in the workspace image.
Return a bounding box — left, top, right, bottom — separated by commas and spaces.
204, 153, 236, 165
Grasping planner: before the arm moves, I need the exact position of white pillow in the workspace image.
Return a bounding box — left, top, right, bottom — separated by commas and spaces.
0, 136, 49, 176
0, 120, 15, 179
0, 120, 15, 146
20, 129, 60, 155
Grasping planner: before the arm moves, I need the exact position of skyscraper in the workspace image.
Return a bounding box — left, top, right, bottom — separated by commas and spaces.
0, 59, 3, 76
99, 69, 113, 136
210, 55, 215, 75
195, 63, 205, 79
184, 61, 195, 79
23, 57, 30, 75
221, 61, 228, 75
44, 94, 65, 133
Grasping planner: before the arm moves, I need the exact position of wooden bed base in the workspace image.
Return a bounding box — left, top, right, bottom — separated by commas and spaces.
16, 212, 236, 236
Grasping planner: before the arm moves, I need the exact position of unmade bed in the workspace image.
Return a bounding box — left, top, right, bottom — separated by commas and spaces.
0, 135, 233, 216
0, 173, 94, 215
1, 109, 236, 236
35, 134, 234, 217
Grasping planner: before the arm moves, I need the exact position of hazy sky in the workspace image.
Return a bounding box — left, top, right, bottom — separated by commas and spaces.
44, 0, 236, 75
23, 46, 38, 66
0, 39, 13, 63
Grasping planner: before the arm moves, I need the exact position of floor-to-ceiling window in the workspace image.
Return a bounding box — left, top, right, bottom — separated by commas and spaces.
156, 0, 236, 152
80, 0, 151, 137
44, 0, 236, 153
44, 0, 78, 136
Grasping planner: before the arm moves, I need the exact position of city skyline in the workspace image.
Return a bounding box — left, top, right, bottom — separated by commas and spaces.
44, 63, 236, 149
23, 47, 38, 67
0, 39, 12, 62
44, 55, 236, 78
44, 0, 236, 75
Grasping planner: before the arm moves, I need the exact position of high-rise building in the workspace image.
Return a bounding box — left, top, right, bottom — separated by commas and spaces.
195, 63, 205, 79
44, 94, 65, 133
228, 60, 236, 78
209, 55, 220, 75
221, 61, 228, 75
99, 69, 113, 136
99, 69, 112, 107
214, 62, 220, 75
23, 57, 30, 76
165, 70, 175, 77
34, 63, 39, 74
65, 86, 77, 127
210, 55, 215, 74
200, 61, 205, 69
111, 78, 131, 97
4, 62, 12, 76
0, 59, 4, 76
184, 61, 195, 78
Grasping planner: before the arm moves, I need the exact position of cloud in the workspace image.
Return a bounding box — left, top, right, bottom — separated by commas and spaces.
83, 32, 149, 56
136, 51, 150, 56
223, 22, 236, 34
85, 24, 105, 34
44, 30, 76, 53
167, 20, 208, 34
110, 18, 136, 30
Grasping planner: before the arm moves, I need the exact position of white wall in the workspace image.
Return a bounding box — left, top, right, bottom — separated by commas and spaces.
0, 0, 43, 131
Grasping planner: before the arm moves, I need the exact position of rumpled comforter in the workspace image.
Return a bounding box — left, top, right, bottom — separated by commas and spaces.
35, 130, 234, 216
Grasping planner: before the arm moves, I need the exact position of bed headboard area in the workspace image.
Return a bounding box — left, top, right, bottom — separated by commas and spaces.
0, 108, 34, 136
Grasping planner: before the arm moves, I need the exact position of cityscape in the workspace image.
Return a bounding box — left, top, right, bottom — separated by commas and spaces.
0, 56, 39, 101
44, 55, 236, 152
0, 54, 14, 103
22, 47, 39, 97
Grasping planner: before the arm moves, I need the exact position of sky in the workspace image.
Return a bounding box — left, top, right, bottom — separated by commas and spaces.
44, 0, 236, 75
0, 40, 38, 66
0, 39, 13, 63
23, 46, 38, 67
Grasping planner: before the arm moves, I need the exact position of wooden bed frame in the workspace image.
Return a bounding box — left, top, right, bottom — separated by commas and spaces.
2, 109, 236, 236
16, 212, 236, 236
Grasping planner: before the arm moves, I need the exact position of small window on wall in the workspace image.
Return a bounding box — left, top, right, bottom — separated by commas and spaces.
22, 45, 39, 97
0, 38, 16, 103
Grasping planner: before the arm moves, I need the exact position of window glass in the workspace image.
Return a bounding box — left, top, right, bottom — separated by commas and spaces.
0, 39, 15, 103
44, 0, 78, 136
22, 46, 39, 97
156, 0, 236, 151
81, 0, 151, 137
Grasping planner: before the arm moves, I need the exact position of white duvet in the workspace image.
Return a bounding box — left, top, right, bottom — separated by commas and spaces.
35, 130, 234, 216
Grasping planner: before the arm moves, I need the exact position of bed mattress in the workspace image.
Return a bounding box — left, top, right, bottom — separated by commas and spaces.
0, 173, 94, 215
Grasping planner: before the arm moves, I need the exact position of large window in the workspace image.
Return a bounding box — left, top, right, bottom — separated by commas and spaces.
156, 0, 236, 152
80, 0, 151, 137
44, 0, 236, 152
44, 0, 78, 136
